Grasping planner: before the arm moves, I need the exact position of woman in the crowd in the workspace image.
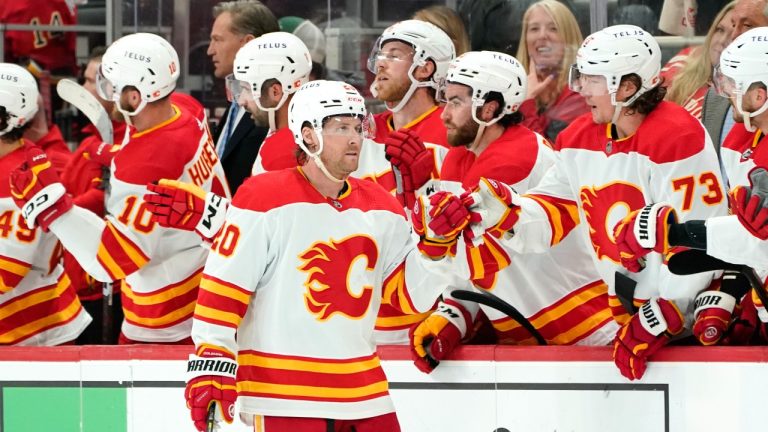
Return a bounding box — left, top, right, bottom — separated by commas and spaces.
664, 1, 736, 119
516, 0, 587, 142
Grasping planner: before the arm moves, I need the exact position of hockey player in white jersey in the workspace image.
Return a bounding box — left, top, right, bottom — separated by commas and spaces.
178, 80, 468, 431
230, 31, 312, 174
620, 28, 768, 345
408, 51, 617, 373
0, 63, 92, 345
9, 33, 229, 344
441, 25, 728, 379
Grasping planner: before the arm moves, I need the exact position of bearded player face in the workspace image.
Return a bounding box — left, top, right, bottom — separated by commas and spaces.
372, 40, 415, 105
441, 83, 479, 147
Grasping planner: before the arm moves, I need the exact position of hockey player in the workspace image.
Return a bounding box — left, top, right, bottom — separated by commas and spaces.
9, 33, 229, 344
178, 80, 466, 432
361, 19, 454, 198
448, 25, 728, 380
0, 63, 91, 345
618, 28, 768, 345
229, 31, 312, 174
408, 51, 617, 372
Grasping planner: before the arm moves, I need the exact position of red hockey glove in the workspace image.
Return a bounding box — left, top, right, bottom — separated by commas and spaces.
83, 141, 121, 167
613, 203, 677, 273
185, 345, 238, 432
409, 300, 471, 373
722, 293, 768, 345
462, 178, 520, 244
730, 167, 768, 240
692, 289, 737, 346
412, 193, 462, 259
427, 191, 473, 238
144, 179, 228, 240
385, 128, 435, 191
10, 146, 73, 231
613, 297, 684, 380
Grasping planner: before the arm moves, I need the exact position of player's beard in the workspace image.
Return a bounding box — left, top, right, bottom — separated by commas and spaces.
375, 74, 411, 103
446, 116, 480, 147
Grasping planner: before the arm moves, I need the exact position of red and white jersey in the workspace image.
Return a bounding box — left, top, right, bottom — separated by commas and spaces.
440, 125, 617, 345
0, 1, 77, 73
0, 143, 91, 345
720, 123, 767, 189
250, 127, 297, 175
49, 103, 230, 342
359, 106, 449, 342
192, 168, 464, 420
506, 102, 728, 324
372, 105, 448, 148
708, 124, 768, 269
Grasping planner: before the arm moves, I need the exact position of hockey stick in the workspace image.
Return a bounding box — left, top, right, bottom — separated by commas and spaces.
451, 289, 547, 345
56, 78, 115, 343
56, 79, 113, 143
667, 249, 768, 309
206, 403, 218, 432
615, 272, 638, 315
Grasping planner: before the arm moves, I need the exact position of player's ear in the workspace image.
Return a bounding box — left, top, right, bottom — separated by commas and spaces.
480, 100, 500, 122
414, 59, 436, 82
617, 77, 639, 103
301, 126, 317, 151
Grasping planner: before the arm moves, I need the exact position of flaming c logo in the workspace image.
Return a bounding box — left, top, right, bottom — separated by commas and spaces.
298, 235, 378, 321
580, 182, 646, 263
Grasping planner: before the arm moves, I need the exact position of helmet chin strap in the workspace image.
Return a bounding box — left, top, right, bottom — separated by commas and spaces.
386, 61, 433, 113
468, 107, 502, 151
255, 90, 290, 132
303, 129, 344, 184
736, 93, 768, 133
609, 90, 644, 124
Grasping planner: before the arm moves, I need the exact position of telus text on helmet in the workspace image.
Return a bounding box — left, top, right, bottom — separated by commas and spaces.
124, 51, 151, 63
612, 30, 645, 38
492, 54, 519, 66
255, 43, 288, 50
0, 74, 19, 82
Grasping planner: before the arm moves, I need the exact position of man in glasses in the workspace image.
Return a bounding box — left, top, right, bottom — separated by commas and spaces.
208, 0, 278, 194
10, 32, 229, 345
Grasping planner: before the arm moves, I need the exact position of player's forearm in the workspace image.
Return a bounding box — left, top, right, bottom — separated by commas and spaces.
48, 206, 115, 282
402, 250, 470, 313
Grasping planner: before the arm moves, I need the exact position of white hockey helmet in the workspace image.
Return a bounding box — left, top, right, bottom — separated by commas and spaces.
368, 19, 455, 112
714, 27, 768, 132
0, 63, 39, 136
569, 25, 661, 121
96, 33, 180, 116
443, 51, 527, 126
288, 80, 367, 182
232, 32, 312, 113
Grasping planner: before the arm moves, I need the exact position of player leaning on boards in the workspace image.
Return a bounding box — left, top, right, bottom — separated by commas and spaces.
407, 50, 617, 373
9, 33, 230, 344
173, 80, 467, 432
0, 63, 92, 345
434, 25, 729, 380
618, 27, 768, 345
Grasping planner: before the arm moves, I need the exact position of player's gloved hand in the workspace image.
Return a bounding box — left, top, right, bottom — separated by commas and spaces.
722, 293, 768, 345
613, 203, 677, 273
83, 141, 121, 167
385, 128, 435, 191
462, 178, 521, 244
9, 145, 73, 231
427, 191, 474, 238
144, 179, 228, 240
692, 289, 737, 346
412, 192, 463, 259
185, 345, 238, 432
613, 297, 684, 380
409, 300, 471, 373
730, 167, 768, 240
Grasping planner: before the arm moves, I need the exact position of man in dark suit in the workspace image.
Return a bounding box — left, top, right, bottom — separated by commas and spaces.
208, 0, 278, 193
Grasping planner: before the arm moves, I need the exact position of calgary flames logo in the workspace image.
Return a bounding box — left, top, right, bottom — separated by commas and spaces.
298, 235, 378, 321
580, 182, 646, 263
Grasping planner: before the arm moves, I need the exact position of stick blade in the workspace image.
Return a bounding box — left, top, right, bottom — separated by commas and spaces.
56, 78, 113, 143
